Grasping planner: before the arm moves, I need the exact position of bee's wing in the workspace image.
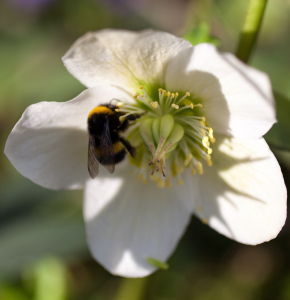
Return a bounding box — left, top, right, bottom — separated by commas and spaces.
99, 118, 115, 174
88, 135, 100, 179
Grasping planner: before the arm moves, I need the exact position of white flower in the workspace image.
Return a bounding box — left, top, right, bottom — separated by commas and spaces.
4, 29, 287, 278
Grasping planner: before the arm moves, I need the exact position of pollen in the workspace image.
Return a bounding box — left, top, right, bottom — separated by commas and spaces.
115, 109, 120, 112
196, 162, 203, 174
186, 92, 190, 97
207, 148, 213, 155
157, 178, 165, 188
134, 92, 139, 99
116, 102, 125, 108
151, 101, 158, 108
206, 154, 212, 166
171, 104, 179, 109
140, 85, 144, 89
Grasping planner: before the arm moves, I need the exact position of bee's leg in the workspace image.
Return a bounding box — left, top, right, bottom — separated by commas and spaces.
118, 112, 146, 131
119, 137, 136, 158
118, 118, 129, 131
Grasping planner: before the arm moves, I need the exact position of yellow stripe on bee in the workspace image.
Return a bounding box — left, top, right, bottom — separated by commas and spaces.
113, 142, 124, 154
88, 106, 114, 119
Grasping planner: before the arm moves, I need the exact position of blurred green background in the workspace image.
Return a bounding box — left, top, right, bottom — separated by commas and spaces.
1, 0, 290, 299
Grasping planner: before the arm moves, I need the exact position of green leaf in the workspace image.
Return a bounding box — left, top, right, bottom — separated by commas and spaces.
146, 258, 169, 270
182, 22, 220, 47
264, 91, 290, 151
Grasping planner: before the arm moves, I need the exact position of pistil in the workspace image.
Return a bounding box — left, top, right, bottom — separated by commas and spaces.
114, 85, 215, 188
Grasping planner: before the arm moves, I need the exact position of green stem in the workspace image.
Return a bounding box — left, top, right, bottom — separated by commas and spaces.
236, 0, 268, 63
114, 278, 148, 300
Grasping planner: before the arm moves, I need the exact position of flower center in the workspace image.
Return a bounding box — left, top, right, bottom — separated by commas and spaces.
115, 85, 215, 188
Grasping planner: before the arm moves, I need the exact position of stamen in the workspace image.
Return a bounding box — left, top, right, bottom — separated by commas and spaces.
171, 104, 179, 109
196, 162, 203, 175
124, 86, 215, 188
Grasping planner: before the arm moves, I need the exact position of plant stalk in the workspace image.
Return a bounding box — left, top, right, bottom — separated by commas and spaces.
236, 0, 268, 63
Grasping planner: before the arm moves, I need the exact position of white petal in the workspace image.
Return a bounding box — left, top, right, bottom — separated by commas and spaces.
84, 170, 191, 277
62, 29, 191, 94
4, 86, 132, 190
165, 44, 276, 139
192, 136, 287, 245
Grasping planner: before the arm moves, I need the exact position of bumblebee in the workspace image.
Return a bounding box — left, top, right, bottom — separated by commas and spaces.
87, 104, 139, 178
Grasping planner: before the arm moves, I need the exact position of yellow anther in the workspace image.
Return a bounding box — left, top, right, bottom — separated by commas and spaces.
176, 166, 184, 173
209, 128, 213, 134
157, 179, 165, 188
202, 137, 209, 147
184, 153, 193, 166
192, 168, 197, 175
175, 92, 179, 97
115, 109, 120, 112
178, 179, 183, 186
140, 85, 144, 89
196, 104, 203, 108
134, 92, 139, 99
167, 91, 171, 97
190, 103, 194, 109
171, 93, 175, 98
199, 121, 205, 126
171, 104, 178, 109
119, 116, 125, 121
141, 94, 145, 97
158, 88, 163, 92
207, 148, 213, 155
202, 218, 208, 224
186, 92, 190, 97
143, 179, 147, 185
206, 154, 212, 166
196, 162, 203, 175
200, 129, 206, 136
210, 137, 216, 143
166, 181, 172, 188
162, 89, 167, 93
116, 102, 125, 108
201, 117, 206, 122
151, 101, 158, 109
196, 206, 202, 212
